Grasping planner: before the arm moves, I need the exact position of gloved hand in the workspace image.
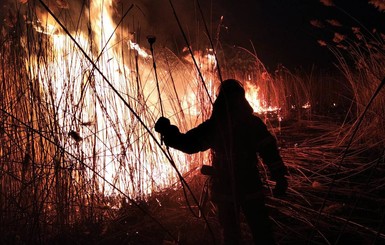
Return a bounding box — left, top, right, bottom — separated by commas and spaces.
273, 177, 288, 197
155, 117, 179, 146
155, 117, 171, 134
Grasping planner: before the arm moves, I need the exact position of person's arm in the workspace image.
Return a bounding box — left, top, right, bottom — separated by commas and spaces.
155, 117, 212, 154
254, 117, 288, 196
258, 134, 287, 180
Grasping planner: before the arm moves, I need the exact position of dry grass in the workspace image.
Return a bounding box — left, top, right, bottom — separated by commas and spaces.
0, 1, 384, 244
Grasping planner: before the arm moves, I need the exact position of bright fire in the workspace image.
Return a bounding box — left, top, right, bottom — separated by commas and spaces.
244, 81, 281, 114
22, 0, 280, 198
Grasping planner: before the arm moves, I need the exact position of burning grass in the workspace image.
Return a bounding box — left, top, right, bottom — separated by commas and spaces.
0, 1, 384, 244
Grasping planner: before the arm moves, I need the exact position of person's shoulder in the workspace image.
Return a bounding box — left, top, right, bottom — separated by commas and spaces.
249, 114, 269, 132
250, 114, 264, 124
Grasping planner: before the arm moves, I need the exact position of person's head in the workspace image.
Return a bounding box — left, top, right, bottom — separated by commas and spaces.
217, 79, 245, 100
211, 79, 253, 120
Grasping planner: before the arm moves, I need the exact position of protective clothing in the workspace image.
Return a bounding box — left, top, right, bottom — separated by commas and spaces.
155, 79, 287, 244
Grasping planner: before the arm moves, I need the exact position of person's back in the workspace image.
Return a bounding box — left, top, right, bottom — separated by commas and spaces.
155, 79, 288, 244
209, 114, 267, 199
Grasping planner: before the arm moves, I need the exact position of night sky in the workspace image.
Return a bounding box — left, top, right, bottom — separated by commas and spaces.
216, 0, 385, 70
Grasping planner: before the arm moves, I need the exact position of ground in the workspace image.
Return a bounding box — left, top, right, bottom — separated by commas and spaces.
43, 116, 385, 245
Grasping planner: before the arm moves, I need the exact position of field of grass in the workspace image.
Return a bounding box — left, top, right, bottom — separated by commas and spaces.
0, 1, 384, 244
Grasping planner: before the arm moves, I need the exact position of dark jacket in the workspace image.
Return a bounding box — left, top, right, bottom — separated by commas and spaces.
163, 112, 287, 202
157, 79, 286, 202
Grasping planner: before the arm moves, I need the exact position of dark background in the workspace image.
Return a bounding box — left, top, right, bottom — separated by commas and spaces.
215, 0, 385, 70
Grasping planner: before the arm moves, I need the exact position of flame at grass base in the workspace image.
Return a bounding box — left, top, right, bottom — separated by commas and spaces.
21, 0, 217, 199
5, 0, 282, 201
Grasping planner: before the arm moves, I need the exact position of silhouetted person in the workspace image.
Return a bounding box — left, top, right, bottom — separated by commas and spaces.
155, 79, 288, 245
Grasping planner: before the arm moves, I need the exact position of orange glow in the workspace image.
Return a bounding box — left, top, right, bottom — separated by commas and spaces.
244, 81, 280, 113
24, 0, 280, 198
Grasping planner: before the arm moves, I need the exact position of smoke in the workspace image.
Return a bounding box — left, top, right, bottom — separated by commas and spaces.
117, 0, 224, 51
0, 1, 91, 35
0, 0, 224, 53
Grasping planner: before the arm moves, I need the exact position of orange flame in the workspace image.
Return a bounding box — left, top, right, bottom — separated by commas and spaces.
24, 0, 279, 198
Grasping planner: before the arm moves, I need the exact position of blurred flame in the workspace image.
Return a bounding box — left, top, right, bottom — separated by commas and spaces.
25, 0, 280, 198
129, 40, 150, 58
244, 81, 280, 113
26, 0, 192, 197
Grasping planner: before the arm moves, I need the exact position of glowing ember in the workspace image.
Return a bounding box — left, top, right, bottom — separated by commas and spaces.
302, 101, 311, 109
